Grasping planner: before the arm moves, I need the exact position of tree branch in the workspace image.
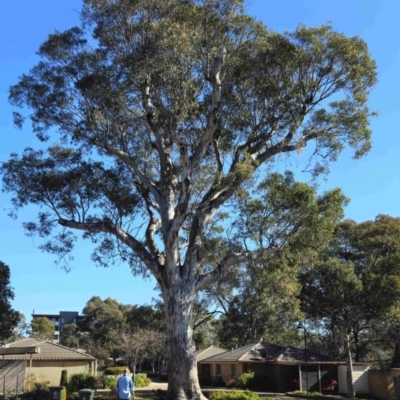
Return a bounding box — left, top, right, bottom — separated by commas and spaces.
190, 47, 226, 170
58, 217, 160, 278
135, 183, 162, 263
195, 250, 262, 292
93, 140, 161, 206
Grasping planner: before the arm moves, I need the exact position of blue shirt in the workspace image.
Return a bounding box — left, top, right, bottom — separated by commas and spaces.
117, 374, 134, 399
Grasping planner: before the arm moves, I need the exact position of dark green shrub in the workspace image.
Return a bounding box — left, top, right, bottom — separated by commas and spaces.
67, 373, 96, 393
103, 367, 128, 376
209, 390, 262, 400
60, 370, 68, 400
60, 370, 68, 386
101, 375, 118, 389
236, 372, 255, 389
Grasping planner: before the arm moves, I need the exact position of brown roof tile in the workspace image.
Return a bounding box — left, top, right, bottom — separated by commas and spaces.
3, 338, 96, 361
198, 341, 332, 364
196, 346, 228, 362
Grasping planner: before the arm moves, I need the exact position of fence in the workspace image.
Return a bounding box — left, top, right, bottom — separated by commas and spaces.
0, 360, 26, 397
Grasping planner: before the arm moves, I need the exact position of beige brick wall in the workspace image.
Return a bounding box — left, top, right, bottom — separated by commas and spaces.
218, 363, 243, 381
27, 360, 90, 386
368, 369, 400, 400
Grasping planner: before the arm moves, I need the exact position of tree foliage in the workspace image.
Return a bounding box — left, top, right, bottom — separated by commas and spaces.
31, 316, 55, 340
60, 323, 80, 348
125, 304, 165, 332
300, 215, 400, 396
1, 0, 377, 398
210, 171, 347, 348
77, 296, 165, 362
0, 261, 19, 343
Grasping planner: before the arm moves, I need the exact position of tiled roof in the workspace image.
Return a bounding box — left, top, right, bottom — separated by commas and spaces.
196, 346, 228, 362
200, 343, 257, 363
3, 338, 96, 361
198, 341, 331, 364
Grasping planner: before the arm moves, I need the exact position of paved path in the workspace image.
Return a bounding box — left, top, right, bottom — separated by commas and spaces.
97, 384, 306, 399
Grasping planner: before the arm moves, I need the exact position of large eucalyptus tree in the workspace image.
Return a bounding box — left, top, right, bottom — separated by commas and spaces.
1, 0, 377, 398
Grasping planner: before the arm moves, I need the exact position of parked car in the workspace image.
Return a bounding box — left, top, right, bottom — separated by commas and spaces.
322, 378, 338, 391
289, 377, 300, 390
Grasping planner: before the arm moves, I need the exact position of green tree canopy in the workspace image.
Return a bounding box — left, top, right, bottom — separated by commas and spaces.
125, 304, 165, 332
300, 215, 400, 397
0, 261, 19, 343
79, 296, 126, 343
60, 323, 79, 348
31, 316, 55, 340
211, 171, 347, 348
1, 0, 377, 398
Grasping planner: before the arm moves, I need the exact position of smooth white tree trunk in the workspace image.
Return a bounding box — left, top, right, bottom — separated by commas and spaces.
344, 332, 355, 398
162, 279, 206, 400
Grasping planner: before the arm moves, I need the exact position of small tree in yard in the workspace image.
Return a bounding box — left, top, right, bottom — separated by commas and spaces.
111, 329, 166, 378
1, 0, 377, 398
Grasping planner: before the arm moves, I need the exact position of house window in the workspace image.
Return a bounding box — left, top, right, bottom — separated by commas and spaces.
231, 364, 236, 377
216, 364, 221, 376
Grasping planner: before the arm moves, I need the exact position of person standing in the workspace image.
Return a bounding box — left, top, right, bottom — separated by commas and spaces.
116, 368, 135, 400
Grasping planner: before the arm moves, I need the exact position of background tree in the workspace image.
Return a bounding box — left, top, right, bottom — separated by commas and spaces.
125, 304, 165, 332
300, 215, 400, 397
79, 296, 126, 341
212, 171, 346, 348
143, 329, 168, 373
79, 296, 126, 361
5, 312, 31, 343
31, 316, 55, 340
1, 0, 377, 398
15, 313, 30, 338
60, 323, 80, 348
0, 261, 19, 344
111, 328, 166, 377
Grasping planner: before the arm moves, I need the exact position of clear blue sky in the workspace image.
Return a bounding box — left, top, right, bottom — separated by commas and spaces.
0, 0, 399, 322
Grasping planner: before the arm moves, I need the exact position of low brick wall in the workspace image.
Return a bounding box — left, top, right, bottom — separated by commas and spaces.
369, 369, 400, 399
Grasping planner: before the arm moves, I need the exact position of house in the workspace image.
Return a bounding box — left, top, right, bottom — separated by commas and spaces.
32, 311, 85, 342
0, 338, 97, 390
197, 345, 228, 384
197, 341, 369, 394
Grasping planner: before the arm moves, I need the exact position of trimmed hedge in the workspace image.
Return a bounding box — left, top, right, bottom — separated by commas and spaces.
67, 373, 96, 393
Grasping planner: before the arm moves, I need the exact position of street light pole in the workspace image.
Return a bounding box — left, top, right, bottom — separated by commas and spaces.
298, 323, 309, 394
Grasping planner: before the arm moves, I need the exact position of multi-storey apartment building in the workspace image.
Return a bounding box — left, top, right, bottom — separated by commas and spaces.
31, 311, 84, 342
